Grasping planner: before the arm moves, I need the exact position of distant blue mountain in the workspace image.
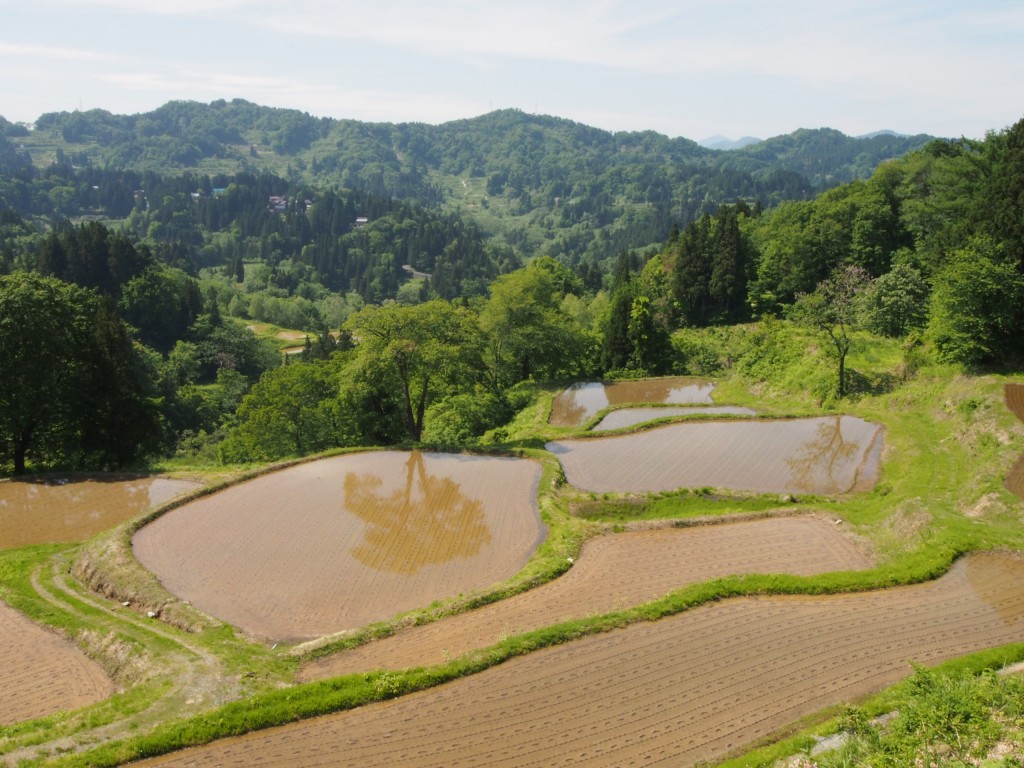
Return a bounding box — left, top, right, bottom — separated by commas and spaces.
698, 135, 763, 150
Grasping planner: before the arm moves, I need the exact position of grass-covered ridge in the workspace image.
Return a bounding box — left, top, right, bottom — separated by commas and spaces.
2, 324, 1024, 766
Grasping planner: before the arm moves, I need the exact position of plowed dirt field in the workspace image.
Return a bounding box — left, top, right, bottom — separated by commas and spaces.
133, 452, 544, 642
300, 516, 870, 680
548, 415, 882, 495
135, 553, 1024, 768
0, 600, 114, 725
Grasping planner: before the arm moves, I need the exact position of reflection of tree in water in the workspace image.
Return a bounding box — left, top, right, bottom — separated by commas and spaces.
549, 383, 605, 427
1005, 384, 1024, 500
785, 416, 863, 494
550, 379, 714, 427
965, 554, 1024, 627
1007, 454, 1024, 500
346, 452, 492, 573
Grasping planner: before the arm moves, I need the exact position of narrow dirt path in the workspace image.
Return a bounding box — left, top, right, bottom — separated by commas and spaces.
2, 553, 237, 765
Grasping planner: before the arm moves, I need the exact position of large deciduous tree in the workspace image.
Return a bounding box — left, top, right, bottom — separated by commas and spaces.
221, 357, 354, 461
0, 272, 156, 474
927, 237, 1024, 367
345, 300, 482, 442
788, 264, 871, 398
478, 262, 589, 391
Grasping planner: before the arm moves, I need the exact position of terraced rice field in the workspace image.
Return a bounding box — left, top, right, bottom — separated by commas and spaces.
0, 476, 201, 549
549, 415, 883, 495
300, 516, 871, 680
592, 405, 757, 431
0, 600, 114, 725
549, 378, 715, 427
136, 552, 1024, 768
133, 452, 544, 641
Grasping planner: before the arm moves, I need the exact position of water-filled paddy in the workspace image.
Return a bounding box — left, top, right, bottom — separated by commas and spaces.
0, 476, 201, 549
592, 405, 757, 431
133, 452, 544, 641
548, 415, 882, 495
134, 553, 1024, 768
549, 377, 714, 427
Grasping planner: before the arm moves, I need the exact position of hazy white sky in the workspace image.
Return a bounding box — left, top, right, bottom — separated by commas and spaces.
2, 0, 1021, 141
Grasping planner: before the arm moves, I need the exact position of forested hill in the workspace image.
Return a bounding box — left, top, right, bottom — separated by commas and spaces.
3, 101, 937, 268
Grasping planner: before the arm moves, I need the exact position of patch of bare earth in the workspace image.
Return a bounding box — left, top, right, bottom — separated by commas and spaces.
300, 516, 870, 680
548, 416, 883, 495
133, 452, 544, 642
136, 553, 1024, 768
0, 600, 114, 725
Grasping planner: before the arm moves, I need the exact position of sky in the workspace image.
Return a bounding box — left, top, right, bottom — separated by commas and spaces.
1, 0, 1022, 142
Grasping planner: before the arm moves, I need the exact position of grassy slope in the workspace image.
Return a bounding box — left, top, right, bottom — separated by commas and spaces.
2, 325, 1023, 766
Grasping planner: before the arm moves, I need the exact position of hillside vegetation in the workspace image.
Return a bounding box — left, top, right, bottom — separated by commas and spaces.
2, 102, 935, 270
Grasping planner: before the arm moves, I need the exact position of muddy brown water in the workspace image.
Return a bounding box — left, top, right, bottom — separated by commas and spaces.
300, 516, 871, 680
548, 415, 883, 495
592, 405, 757, 432
549, 378, 715, 427
0, 476, 201, 550
133, 452, 544, 642
0, 600, 115, 725
135, 552, 1024, 768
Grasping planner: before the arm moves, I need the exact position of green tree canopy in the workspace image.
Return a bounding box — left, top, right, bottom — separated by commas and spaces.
221, 357, 353, 461
927, 237, 1024, 367
788, 264, 871, 398
478, 263, 589, 391
0, 272, 156, 474
345, 299, 482, 442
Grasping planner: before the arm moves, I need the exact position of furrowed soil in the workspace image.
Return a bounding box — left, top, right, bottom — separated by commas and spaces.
135, 552, 1024, 768
300, 516, 870, 680
548, 415, 882, 495
0, 477, 200, 550
549, 378, 715, 427
0, 600, 114, 725
133, 452, 544, 642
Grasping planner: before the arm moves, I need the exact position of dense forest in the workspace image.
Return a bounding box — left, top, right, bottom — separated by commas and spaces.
1, 102, 1021, 477
0, 101, 935, 272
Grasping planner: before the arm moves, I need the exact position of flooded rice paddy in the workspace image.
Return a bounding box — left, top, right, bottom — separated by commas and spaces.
133, 451, 544, 642
549, 415, 883, 495
0, 600, 114, 725
0, 476, 201, 549
592, 405, 757, 431
549, 377, 715, 427
136, 552, 1024, 768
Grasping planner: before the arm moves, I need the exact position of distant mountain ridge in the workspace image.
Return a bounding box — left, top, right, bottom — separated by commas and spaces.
1, 100, 942, 267
699, 135, 763, 150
